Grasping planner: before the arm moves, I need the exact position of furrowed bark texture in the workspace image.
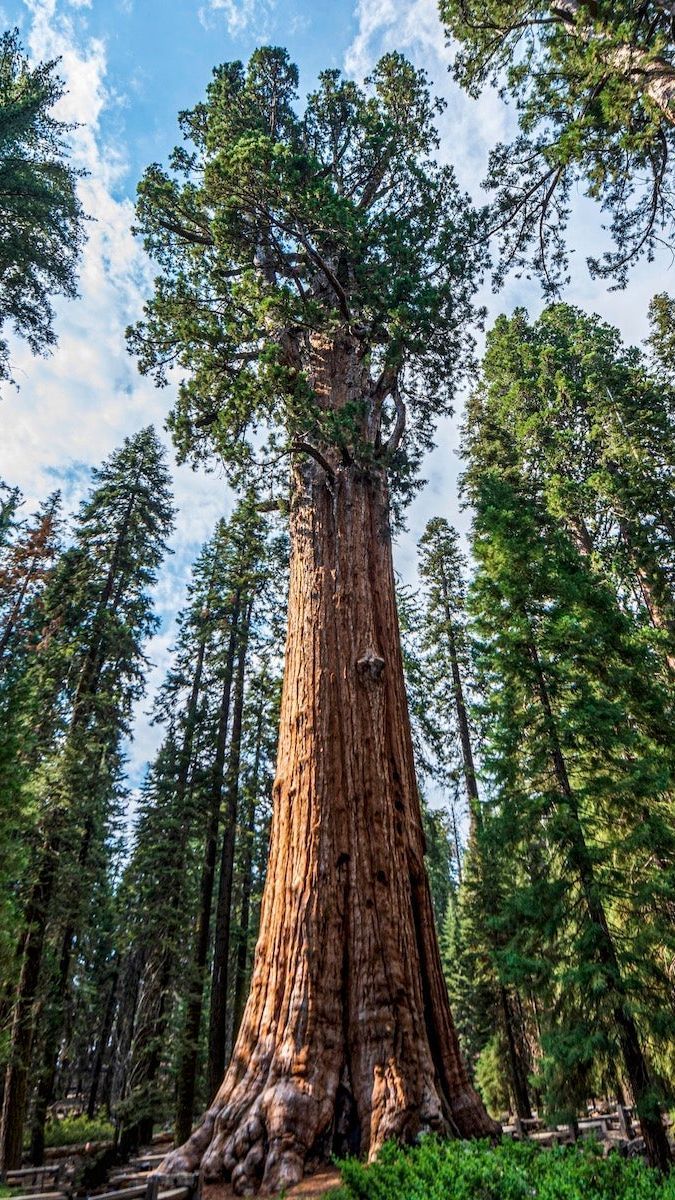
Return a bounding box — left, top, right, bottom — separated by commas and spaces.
163, 436, 496, 1193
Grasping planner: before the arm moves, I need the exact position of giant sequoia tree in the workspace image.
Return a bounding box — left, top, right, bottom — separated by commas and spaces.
130, 46, 495, 1196
440, 0, 675, 286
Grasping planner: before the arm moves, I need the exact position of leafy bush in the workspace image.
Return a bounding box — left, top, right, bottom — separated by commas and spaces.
333, 1137, 675, 1200
41, 1114, 114, 1148
474, 1035, 510, 1119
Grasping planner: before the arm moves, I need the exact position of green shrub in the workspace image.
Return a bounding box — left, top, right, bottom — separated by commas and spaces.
333, 1137, 675, 1200
474, 1036, 510, 1119
41, 1113, 114, 1148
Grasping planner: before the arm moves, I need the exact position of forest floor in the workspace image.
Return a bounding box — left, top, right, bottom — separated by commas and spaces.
203, 1168, 341, 1199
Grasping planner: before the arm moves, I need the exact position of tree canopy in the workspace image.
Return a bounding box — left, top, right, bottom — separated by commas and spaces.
440, 0, 675, 288
0, 29, 85, 385
129, 46, 486, 503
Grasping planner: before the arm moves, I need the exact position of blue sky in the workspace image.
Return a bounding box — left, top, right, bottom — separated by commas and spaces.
0, 0, 672, 794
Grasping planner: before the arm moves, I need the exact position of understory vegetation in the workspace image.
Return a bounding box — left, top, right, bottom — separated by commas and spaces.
334, 1140, 675, 1200
37, 1115, 114, 1149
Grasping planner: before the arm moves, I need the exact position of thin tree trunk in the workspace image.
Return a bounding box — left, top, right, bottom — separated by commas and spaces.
174, 595, 242, 1145
440, 581, 532, 1118
232, 801, 256, 1043
528, 633, 672, 1171
207, 606, 251, 1102
500, 987, 532, 1121
30, 915, 76, 1164
232, 695, 265, 1041
164, 456, 496, 1195
120, 606, 214, 1152
0, 843, 58, 1170
118, 955, 172, 1158
87, 967, 118, 1120
439, 576, 480, 834
107, 949, 143, 1118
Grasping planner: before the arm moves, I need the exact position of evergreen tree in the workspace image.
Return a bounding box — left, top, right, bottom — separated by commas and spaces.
0, 482, 22, 547
0, 491, 62, 665
112, 501, 287, 1152
0, 427, 173, 1170
0, 29, 86, 384
439, 0, 675, 287
467, 304, 675, 674
0, 492, 63, 1011
416, 517, 535, 1120
464, 457, 675, 1168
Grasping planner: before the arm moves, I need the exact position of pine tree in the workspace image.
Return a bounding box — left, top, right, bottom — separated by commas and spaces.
0, 427, 173, 1170
0, 29, 86, 384
177, 500, 273, 1142
130, 45, 494, 1191
0, 491, 62, 665
112, 502, 287, 1153
416, 517, 535, 1121
464, 457, 675, 1168
467, 304, 675, 674
0, 491, 63, 1015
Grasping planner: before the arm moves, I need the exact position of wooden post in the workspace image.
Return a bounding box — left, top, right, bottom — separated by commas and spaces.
617, 1105, 635, 1140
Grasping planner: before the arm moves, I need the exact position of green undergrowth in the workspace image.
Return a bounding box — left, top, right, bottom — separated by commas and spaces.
332, 1138, 675, 1200
39, 1113, 114, 1148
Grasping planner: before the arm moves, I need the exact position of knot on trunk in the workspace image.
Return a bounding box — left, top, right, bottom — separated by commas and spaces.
356, 647, 385, 681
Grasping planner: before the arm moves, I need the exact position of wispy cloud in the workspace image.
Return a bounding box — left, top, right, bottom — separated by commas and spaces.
199, 0, 276, 37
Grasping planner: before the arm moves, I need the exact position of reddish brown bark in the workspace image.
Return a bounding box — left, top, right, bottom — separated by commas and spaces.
163, 452, 497, 1195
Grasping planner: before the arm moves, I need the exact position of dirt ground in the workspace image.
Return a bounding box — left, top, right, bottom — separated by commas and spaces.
202, 1168, 342, 1199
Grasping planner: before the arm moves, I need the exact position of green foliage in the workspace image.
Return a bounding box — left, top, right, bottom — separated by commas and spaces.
439, 1, 675, 288
465, 301, 675, 684
334, 1138, 675, 1200
475, 1036, 511, 1119
112, 497, 287, 1140
129, 46, 485, 504
0, 28, 85, 384
39, 1114, 113, 1148
0, 428, 174, 1156
459, 308, 675, 1125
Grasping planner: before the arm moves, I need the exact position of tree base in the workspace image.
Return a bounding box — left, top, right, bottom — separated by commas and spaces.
161, 1061, 497, 1195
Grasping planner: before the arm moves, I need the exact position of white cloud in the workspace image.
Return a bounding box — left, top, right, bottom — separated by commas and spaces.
200, 0, 276, 36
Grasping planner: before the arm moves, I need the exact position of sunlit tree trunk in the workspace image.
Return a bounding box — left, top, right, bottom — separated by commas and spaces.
164, 342, 496, 1192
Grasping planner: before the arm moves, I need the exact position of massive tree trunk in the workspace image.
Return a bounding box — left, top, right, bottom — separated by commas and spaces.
163, 448, 497, 1195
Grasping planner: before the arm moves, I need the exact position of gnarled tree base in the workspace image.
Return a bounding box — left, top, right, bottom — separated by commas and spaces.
162, 459, 498, 1195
